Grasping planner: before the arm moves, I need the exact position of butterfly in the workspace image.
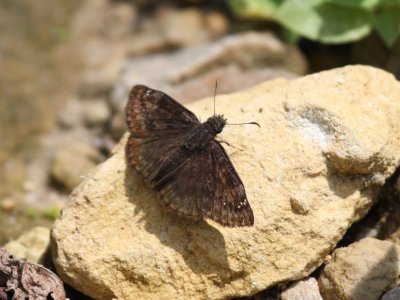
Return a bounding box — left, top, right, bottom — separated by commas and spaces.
125, 85, 254, 227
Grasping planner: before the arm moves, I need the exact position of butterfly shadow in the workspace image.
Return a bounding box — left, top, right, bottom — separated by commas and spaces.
123, 166, 247, 281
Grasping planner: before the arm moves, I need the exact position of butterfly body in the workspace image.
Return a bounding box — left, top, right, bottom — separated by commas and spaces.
182, 115, 226, 151
126, 85, 254, 227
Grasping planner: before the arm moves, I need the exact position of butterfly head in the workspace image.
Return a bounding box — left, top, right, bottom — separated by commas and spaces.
206, 114, 227, 134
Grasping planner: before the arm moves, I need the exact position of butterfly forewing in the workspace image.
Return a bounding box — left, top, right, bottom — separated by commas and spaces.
126, 85, 199, 138
125, 85, 254, 227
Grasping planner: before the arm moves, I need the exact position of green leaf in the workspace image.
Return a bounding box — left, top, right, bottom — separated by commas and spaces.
378, 0, 400, 8
374, 8, 400, 46
228, 0, 282, 19
325, 0, 380, 10
281, 27, 302, 44
275, 0, 372, 43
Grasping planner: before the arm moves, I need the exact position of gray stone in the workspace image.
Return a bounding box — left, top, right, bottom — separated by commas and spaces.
111, 31, 307, 114
382, 287, 400, 300
281, 278, 323, 300
57, 98, 83, 129
319, 238, 400, 300
127, 7, 228, 57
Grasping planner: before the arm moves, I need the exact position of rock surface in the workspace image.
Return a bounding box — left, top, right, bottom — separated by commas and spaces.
51, 66, 400, 299
111, 31, 306, 113
126, 7, 228, 56
281, 277, 322, 300
382, 287, 400, 300
319, 238, 400, 300
109, 31, 305, 138
4, 226, 50, 264
49, 140, 101, 192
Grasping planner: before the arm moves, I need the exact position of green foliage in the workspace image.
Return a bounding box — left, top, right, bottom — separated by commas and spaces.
228, 0, 400, 46
229, 0, 281, 18
41, 206, 61, 221
26, 206, 60, 221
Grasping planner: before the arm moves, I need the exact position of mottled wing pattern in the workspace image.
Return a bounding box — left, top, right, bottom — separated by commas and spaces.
126, 85, 199, 138
126, 85, 199, 184
157, 141, 254, 227
126, 84, 254, 227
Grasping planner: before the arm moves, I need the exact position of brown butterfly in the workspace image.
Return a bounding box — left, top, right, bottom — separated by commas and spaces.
125, 85, 254, 227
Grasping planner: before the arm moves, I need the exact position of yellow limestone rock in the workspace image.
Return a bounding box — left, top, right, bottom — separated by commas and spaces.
51, 66, 400, 299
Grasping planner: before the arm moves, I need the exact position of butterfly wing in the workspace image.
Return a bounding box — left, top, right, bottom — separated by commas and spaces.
126, 85, 199, 138
157, 140, 254, 227
126, 85, 254, 227
126, 85, 199, 184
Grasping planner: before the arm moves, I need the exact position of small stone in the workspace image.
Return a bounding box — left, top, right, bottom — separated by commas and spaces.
161, 8, 209, 46
281, 277, 323, 300
50, 142, 100, 192
5, 226, 50, 263
113, 31, 306, 113
82, 99, 111, 126
57, 98, 83, 128
204, 12, 229, 38
319, 238, 400, 300
110, 114, 126, 141
23, 179, 37, 192
126, 7, 226, 57
79, 41, 126, 97
100, 2, 136, 39
0, 198, 16, 211
290, 195, 310, 215
382, 287, 400, 300
323, 255, 332, 265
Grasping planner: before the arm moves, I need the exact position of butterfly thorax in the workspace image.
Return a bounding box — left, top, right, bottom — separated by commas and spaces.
183, 115, 226, 151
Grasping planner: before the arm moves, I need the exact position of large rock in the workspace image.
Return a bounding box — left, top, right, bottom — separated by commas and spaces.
51, 66, 400, 299
319, 238, 400, 300
111, 31, 306, 112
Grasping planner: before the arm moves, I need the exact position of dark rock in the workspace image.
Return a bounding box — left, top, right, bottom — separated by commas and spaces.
0, 247, 66, 300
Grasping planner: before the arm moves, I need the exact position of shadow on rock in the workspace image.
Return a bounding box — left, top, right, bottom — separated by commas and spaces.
351, 243, 399, 299
123, 165, 245, 282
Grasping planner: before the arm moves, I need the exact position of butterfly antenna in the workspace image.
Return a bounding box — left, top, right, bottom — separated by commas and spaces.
226, 121, 261, 128
213, 80, 218, 117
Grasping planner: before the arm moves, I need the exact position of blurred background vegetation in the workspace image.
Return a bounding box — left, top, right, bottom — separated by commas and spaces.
229, 0, 400, 46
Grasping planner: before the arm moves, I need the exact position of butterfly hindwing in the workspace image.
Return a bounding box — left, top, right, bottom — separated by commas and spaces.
156, 141, 254, 227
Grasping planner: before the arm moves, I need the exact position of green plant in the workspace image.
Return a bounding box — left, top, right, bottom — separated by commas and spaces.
26, 206, 60, 221
41, 206, 61, 221
229, 0, 400, 46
